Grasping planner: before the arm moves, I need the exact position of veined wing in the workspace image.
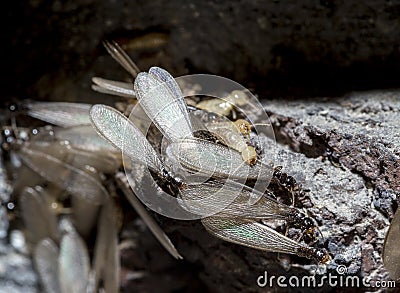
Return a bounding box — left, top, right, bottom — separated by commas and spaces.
134, 72, 193, 142
202, 217, 303, 254
54, 125, 119, 154
180, 182, 291, 219
201, 216, 328, 264
89, 104, 164, 172
148, 67, 191, 128
92, 77, 136, 98
19, 146, 107, 204
28, 140, 120, 174
166, 138, 270, 180
25, 102, 92, 127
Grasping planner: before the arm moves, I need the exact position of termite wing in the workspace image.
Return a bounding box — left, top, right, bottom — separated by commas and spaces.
132, 65, 324, 247
133, 69, 272, 182
19, 186, 60, 244
383, 207, 400, 281
92, 40, 139, 98
90, 104, 183, 259
92, 40, 261, 167
89, 104, 329, 262
89, 41, 327, 260
91, 195, 120, 293
3, 124, 112, 247
32, 219, 91, 293
12, 100, 183, 260
24, 101, 92, 127
28, 188, 119, 293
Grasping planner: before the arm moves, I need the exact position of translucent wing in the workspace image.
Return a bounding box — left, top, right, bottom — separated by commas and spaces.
19, 187, 59, 244
202, 217, 306, 255
166, 138, 270, 180
148, 67, 191, 126
103, 40, 140, 77
134, 72, 193, 142
28, 140, 121, 174
33, 238, 61, 293
383, 208, 400, 281
25, 102, 92, 127
92, 198, 119, 292
19, 146, 107, 204
180, 182, 292, 219
55, 125, 120, 154
59, 231, 90, 293
89, 104, 164, 172
92, 77, 136, 98
116, 173, 182, 259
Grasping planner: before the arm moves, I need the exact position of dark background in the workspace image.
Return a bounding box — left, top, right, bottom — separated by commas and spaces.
3, 0, 400, 104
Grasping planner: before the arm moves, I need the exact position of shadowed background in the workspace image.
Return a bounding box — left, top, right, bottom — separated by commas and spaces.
4, 0, 400, 103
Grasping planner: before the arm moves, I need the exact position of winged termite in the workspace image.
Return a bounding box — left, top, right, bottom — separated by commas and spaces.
133, 69, 272, 181
89, 105, 326, 262
18, 146, 107, 205
17, 147, 104, 238
195, 89, 250, 117
33, 238, 61, 293
58, 225, 90, 293
89, 42, 326, 262
201, 217, 329, 263
27, 140, 120, 174
179, 181, 321, 244
3, 122, 121, 174
203, 119, 257, 165
93, 41, 261, 168
93, 40, 262, 168
90, 105, 192, 251
19, 186, 59, 244
383, 207, 400, 281
24, 102, 92, 127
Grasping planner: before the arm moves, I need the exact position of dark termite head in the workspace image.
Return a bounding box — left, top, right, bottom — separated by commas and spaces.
152, 168, 184, 196
291, 211, 314, 230
289, 211, 322, 244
